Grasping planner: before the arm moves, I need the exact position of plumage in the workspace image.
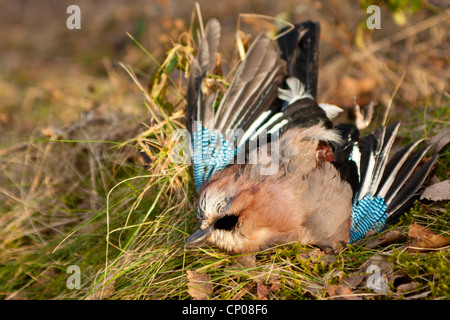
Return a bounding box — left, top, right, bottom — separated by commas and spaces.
277, 21, 320, 98
214, 34, 286, 134
187, 19, 221, 132
347, 122, 436, 242
185, 19, 437, 253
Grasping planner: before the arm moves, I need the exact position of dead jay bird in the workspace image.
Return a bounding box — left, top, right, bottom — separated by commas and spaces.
185, 19, 437, 253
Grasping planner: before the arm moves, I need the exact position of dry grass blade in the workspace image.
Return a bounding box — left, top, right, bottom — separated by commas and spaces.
382, 71, 406, 126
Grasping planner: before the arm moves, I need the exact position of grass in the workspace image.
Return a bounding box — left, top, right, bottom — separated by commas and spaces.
0, 3, 449, 300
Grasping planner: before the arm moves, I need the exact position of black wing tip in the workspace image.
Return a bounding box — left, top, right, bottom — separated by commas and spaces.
385, 152, 438, 217
384, 154, 438, 226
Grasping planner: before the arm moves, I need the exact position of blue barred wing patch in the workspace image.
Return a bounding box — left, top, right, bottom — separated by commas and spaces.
349, 195, 388, 243
193, 123, 235, 190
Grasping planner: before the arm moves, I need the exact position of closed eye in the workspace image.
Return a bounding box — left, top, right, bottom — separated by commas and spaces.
214, 215, 239, 231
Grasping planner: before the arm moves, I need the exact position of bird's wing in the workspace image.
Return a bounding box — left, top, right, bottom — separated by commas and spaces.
187, 19, 287, 190
186, 18, 221, 133
346, 122, 437, 242
187, 20, 342, 191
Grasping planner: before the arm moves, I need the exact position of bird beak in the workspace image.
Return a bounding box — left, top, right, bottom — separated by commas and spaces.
186, 225, 212, 247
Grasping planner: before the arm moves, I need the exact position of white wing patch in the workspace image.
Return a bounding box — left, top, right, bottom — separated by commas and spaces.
278, 77, 313, 105
318, 103, 344, 120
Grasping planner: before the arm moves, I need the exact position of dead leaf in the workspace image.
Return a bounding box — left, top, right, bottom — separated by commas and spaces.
268, 277, 282, 292
429, 128, 450, 154
233, 254, 256, 268
257, 280, 270, 300
408, 223, 431, 238
256, 277, 281, 300
297, 248, 337, 267
366, 230, 406, 248
326, 284, 362, 300
342, 272, 365, 289
342, 254, 395, 295
420, 180, 450, 202
407, 223, 450, 252
186, 270, 213, 300
324, 269, 344, 283
396, 281, 420, 293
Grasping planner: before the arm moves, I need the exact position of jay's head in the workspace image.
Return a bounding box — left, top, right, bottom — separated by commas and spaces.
186, 166, 245, 252
186, 164, 277, 253
185, 165, 298, 253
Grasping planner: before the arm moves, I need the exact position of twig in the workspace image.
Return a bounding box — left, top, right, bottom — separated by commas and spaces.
382, 70, 406, 126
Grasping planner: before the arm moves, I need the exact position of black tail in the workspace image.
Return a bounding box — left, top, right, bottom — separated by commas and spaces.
276, 21, 334, 131
278, 21, 320, 99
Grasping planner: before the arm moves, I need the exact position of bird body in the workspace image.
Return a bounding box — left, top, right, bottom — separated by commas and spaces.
192, 123, 353, 253
185, 19, 436, 254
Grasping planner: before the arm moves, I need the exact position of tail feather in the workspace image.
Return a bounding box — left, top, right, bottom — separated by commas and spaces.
237, 63, 287, 134
277, 21, 320, 99
355, 122, 400, 201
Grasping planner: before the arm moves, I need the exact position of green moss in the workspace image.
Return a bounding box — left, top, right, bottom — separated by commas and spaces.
399, 202, 450, 234
393, 250, 450, 298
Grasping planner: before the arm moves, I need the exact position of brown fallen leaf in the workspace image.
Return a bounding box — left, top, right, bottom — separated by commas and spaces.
366, 230, 406, 248
326, 284, 362, 300
342, 272, 365, 289
408, 223, 431, 238
297, 248, 337, 267
396, 281, 420, 293
429, 128, 450, 154
341, 254, 395, 295
186, 270, 214, 300
268, 277, 282, 292
256, 277, 282, 300
324, 269, 344, 282
257, 280, 270, 300
420, 180, 450, 202
233, 254, 257, 268
407, 223, 450, 252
